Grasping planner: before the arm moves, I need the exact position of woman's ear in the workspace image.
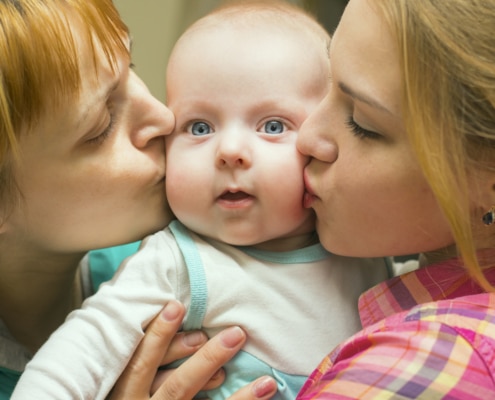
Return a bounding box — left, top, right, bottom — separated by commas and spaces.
485, 177, 495, 211
472, 170, 495, 226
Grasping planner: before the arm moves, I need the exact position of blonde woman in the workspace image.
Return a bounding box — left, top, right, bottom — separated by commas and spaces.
296, 0, 495, 398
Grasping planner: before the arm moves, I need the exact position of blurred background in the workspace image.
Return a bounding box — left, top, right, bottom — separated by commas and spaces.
113, 0, 348, 102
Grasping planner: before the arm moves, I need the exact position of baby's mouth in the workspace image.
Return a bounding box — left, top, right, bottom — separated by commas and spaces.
219, 191, 251, 201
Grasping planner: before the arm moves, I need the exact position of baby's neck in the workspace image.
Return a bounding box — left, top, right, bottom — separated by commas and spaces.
250, 231, 319, 252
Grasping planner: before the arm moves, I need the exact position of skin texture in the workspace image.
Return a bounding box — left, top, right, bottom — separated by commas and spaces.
165, 22, 329, 251
298, 0, 457, 260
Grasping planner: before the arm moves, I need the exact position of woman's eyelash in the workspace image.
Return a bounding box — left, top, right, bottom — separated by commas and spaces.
345, 116, 380, 140
87, 113, 116, 145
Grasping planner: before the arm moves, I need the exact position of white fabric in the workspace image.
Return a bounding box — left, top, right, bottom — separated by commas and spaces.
12, 223, 390, 399
391, 258, 420, 276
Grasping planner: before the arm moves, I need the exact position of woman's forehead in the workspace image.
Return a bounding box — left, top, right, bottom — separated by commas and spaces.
331, 0, 402, 118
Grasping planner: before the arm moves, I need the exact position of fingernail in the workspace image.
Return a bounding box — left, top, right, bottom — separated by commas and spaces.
220, 326, 245, 348
183, 331, 207, 347
161, 300, 182, 321
253, 377, 277, 398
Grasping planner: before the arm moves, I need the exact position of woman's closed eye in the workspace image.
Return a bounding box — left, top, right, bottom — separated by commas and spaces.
87, 108, 117, 146
345, 116, 381, 140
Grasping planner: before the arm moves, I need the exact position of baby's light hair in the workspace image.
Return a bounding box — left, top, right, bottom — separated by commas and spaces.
177, 0, 330, 55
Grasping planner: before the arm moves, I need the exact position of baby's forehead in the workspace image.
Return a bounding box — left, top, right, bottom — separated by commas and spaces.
171, 21, 326, 73
167, 14, 331, 100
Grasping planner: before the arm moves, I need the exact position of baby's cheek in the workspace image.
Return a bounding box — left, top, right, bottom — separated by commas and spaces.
165, 166, 199, 211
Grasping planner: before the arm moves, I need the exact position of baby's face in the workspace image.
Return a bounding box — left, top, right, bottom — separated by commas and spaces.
164, 21, 329, 250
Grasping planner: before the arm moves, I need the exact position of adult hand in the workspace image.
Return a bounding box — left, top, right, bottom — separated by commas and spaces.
110, 300, 277, 400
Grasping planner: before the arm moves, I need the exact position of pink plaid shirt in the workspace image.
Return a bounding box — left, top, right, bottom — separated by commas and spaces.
297, 256, 495, 399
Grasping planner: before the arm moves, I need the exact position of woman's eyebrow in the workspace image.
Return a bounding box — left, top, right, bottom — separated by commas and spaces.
338, 81, 392, 115
77, 79, 120, 128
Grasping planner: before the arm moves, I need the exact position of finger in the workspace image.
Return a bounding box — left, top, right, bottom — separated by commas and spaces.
228, 376, 278, 400
160, 330, 208, 365
151, 330, 213, 395
110, 300, 185, 399
154, 326, 246, 400
150, 367, 225, 395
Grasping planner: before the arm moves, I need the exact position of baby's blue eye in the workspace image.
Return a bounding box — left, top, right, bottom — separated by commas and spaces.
264, 120, 284, 134
191, 122, 211, 136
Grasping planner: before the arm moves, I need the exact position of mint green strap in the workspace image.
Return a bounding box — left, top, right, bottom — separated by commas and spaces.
169, 220, 208, 330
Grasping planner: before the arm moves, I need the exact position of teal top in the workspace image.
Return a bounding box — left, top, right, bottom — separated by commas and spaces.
87, 241, 141, 291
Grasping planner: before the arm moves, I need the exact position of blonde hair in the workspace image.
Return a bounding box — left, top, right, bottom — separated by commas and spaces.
0, 0, 128, 222
377, 0, 495, 290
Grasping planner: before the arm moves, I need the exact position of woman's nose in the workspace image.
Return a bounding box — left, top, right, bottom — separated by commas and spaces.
297, 95, 338, 163
130, 74, 175, 149
133, 100, 175, 149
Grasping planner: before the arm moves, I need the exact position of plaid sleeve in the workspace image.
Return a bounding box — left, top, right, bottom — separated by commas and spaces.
297, 300, 495, 399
